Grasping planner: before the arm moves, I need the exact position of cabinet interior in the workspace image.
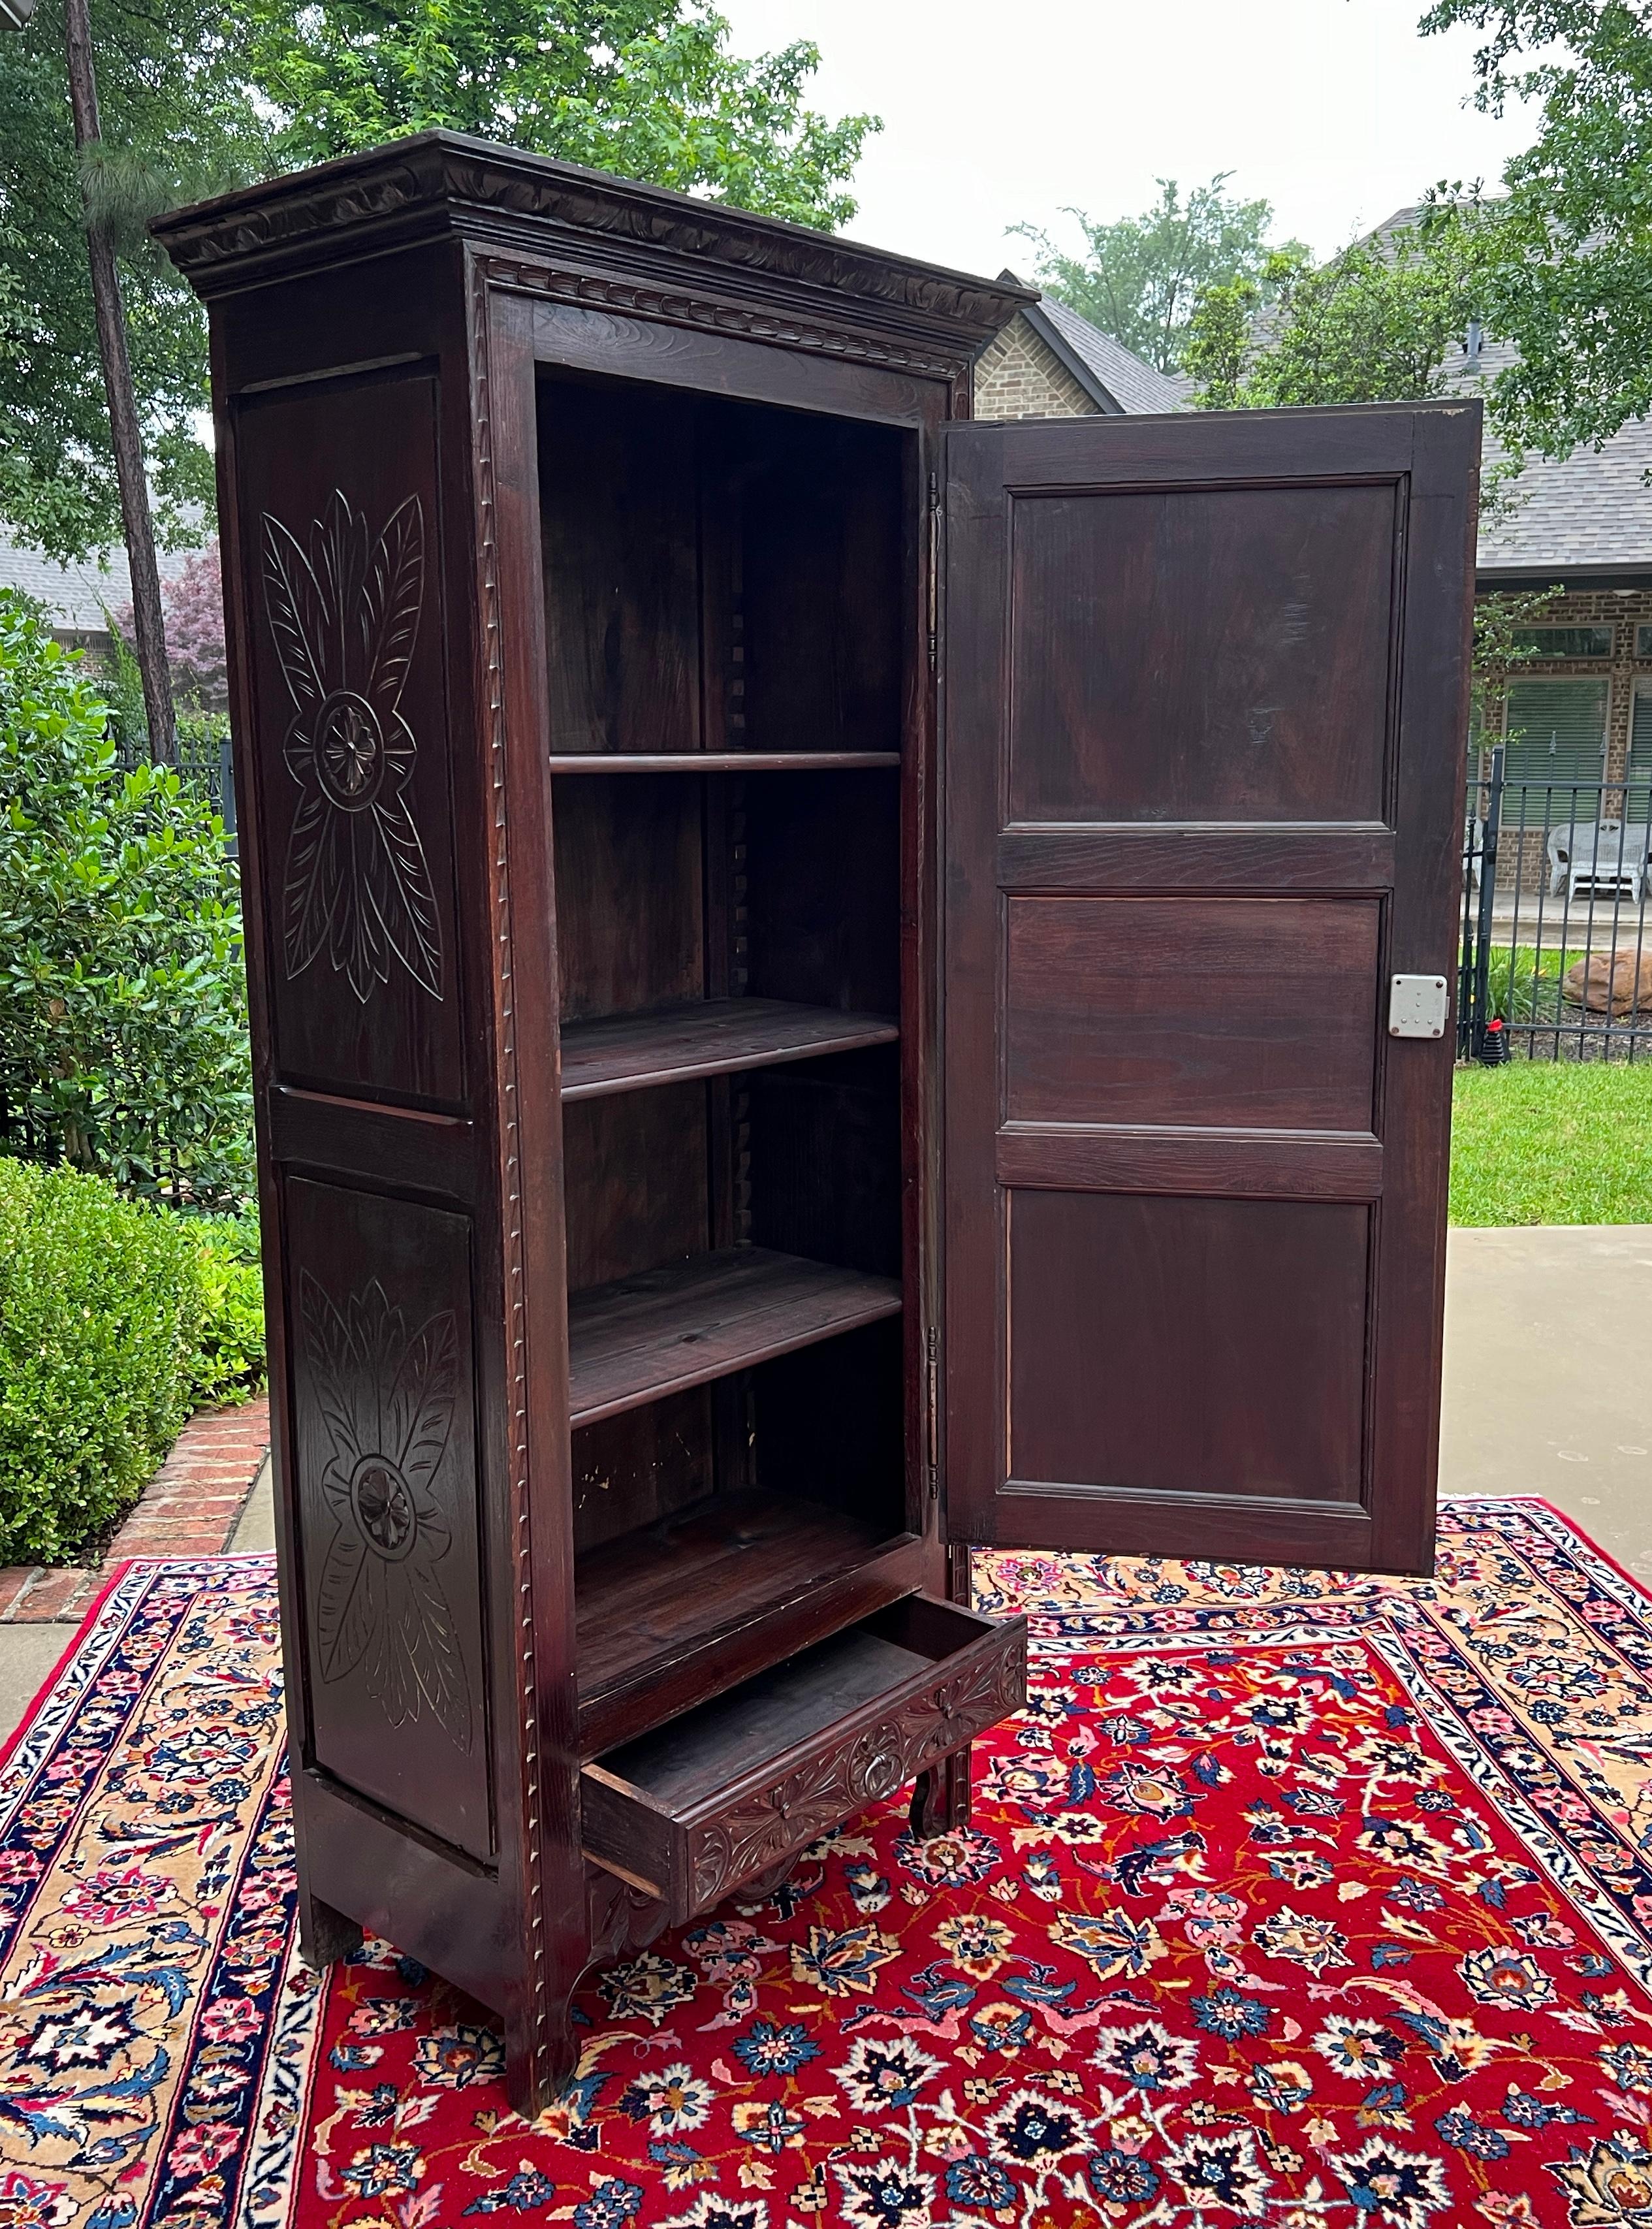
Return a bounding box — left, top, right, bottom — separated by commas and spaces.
537, 370, 913, 1735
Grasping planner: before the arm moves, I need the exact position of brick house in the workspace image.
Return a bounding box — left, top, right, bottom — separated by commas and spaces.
975, 276, 1191, 420
1468, 333, 1652, 822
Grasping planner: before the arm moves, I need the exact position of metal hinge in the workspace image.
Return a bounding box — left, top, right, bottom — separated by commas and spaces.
925, 1325, 939, 1501
927, 471, 939, 677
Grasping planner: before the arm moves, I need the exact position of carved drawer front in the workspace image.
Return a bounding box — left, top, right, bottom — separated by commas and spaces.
580, 1595, 1026, 1924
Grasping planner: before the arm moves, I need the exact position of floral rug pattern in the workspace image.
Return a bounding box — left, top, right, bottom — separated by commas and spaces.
7, 1505, 1652, 2225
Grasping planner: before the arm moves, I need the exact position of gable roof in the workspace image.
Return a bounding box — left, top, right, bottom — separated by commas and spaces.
999, 273, 1192, 415
1463, 336, 1652, 584
0, 530, 196, 636
1358, 207, 1652, 584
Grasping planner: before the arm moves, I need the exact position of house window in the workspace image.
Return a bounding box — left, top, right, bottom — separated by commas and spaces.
1501, 676, 1610, 793
1628, 684, 1652, 818
1637, 624, 1652, 659
1511, 625, 1614, 658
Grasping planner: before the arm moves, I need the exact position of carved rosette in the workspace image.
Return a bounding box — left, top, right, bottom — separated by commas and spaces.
682, 1629, 1028, 1917
263, 491, 443, 1004
300, 1269, 473, 1752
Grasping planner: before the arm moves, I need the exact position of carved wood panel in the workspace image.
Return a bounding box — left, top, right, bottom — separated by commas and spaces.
286, 1177, 492, 1861
234, 368, 466, 1106
582, 1618, 1026, 1924
682, 1634, 1025, 1915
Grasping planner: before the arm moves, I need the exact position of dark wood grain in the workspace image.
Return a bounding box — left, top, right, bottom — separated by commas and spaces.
1008, 1189, 1371, 1505
942, 402, 1478, 1573
561, 1085, 709, 1291
567, 1245, 902, 1426
1006, 481, 1397, 826
582, 1595, 1026, 1919
995, 1124, 1384, 1200
550, 773, 703, 1023
575, 1491, 921, 1742
998, 824, 1396, 894
1004, 896, 1379, 1131
560, 997, 898, 1098
234, 366, 468, 1108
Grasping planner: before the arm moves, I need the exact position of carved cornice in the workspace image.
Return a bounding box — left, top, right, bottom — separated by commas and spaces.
477, 255, 969, 381
152, 130, 1032, 361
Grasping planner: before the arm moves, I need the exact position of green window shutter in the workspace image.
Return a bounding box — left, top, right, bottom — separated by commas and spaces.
1502, 677, 1609, 788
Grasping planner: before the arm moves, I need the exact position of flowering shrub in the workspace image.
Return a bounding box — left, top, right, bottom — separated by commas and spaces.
113, 539, 227, 713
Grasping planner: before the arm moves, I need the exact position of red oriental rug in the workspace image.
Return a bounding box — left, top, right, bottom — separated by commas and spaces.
3, 1504, 1652, 2228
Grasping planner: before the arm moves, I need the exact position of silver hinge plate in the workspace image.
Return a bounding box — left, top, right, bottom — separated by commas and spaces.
1388, 974, 1450, 1038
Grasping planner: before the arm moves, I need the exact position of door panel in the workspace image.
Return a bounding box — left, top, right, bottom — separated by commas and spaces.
1007, 481, 1397, 823
942, 403, 1478, 1574
1004, 896, 1379, 1131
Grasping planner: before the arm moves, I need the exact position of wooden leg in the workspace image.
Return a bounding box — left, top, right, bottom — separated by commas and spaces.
298, 1891, 362, 1972
908, 1743, 974, 1838
505, 1993, 582, 2123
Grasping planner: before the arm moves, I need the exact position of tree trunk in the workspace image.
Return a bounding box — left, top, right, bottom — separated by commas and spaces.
63, 0, 174, 765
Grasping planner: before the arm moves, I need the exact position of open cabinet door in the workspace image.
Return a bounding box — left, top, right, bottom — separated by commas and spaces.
940, 402, 1478, 1575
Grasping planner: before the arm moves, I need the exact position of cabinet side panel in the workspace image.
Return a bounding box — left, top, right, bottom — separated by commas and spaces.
234, 368, 467, 1106
285, 1176, 494, 1861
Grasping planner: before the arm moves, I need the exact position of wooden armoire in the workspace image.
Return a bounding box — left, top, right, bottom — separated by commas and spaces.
155, 133, 1478, 2117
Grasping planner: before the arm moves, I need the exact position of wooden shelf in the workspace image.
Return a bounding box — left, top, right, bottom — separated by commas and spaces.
568, 1246, 902, 1428
561, 997, 898, 1101
575, 1491, 922, 1750
549, 752, 901, 773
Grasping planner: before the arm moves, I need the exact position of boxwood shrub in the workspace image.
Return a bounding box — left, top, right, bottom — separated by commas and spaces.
0, 1157, 207, 1565
189, 1213, 268, 1409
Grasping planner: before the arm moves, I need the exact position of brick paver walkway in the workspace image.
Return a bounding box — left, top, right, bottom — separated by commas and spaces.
0, 1396, 270, 1624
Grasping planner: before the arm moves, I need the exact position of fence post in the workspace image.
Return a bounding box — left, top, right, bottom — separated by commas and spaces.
1470, 746, 1503, 1060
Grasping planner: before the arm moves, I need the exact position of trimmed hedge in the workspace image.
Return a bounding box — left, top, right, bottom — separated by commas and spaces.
0, 1158, 208, 1565
189, 1212, 268, 1410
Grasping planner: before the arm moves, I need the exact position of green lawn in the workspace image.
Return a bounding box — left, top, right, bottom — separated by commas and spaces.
1451, 1060, 1652, 1225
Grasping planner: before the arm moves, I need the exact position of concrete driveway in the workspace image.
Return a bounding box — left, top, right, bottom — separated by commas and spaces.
1441, 1224, 1652, 1578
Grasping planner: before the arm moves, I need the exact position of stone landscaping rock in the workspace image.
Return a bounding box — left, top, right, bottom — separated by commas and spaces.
1562, 950, 1652, 1014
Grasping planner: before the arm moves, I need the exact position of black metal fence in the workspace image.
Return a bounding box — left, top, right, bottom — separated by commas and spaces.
114, 730, 237, 850
1460, 748, 1652, 1062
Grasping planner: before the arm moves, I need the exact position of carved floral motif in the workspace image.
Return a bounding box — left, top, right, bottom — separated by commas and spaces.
300, 1269, 473, 1752
678, 1632, 1027, 1917
264, 491, 442, 1003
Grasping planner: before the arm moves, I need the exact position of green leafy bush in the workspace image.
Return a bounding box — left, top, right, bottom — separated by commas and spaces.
0, 589, 253, 1209
0, 1157, 206, 1564
189, 1214, 267, 1409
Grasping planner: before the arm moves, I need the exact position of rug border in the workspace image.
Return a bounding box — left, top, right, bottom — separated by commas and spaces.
0, 1555, 135, 1773
1448, 1492, 1652, 1603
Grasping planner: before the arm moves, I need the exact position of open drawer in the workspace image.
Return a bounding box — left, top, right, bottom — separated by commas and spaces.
581, 1594, 1027, 1924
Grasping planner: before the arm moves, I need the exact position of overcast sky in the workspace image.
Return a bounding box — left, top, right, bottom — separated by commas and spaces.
719, 0, 1544, 280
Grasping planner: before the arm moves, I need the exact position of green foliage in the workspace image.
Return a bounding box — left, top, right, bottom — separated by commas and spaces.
188, 1213, 267, 1409
1, 2, 876, 565
1472, 586, 1565, 731
0, 1, 265, 560
0, 1156, 206, 1564
1012, 175, 1301, 374
1450, 1059, 1652, 1224
1184, 210, 1491, 409
247, 1, 877, 229
0, 591, 253, 1210
1421, 1, 1652, 460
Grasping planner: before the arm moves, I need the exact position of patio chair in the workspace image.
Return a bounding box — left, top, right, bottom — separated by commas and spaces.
1563, 822, 1651, 906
